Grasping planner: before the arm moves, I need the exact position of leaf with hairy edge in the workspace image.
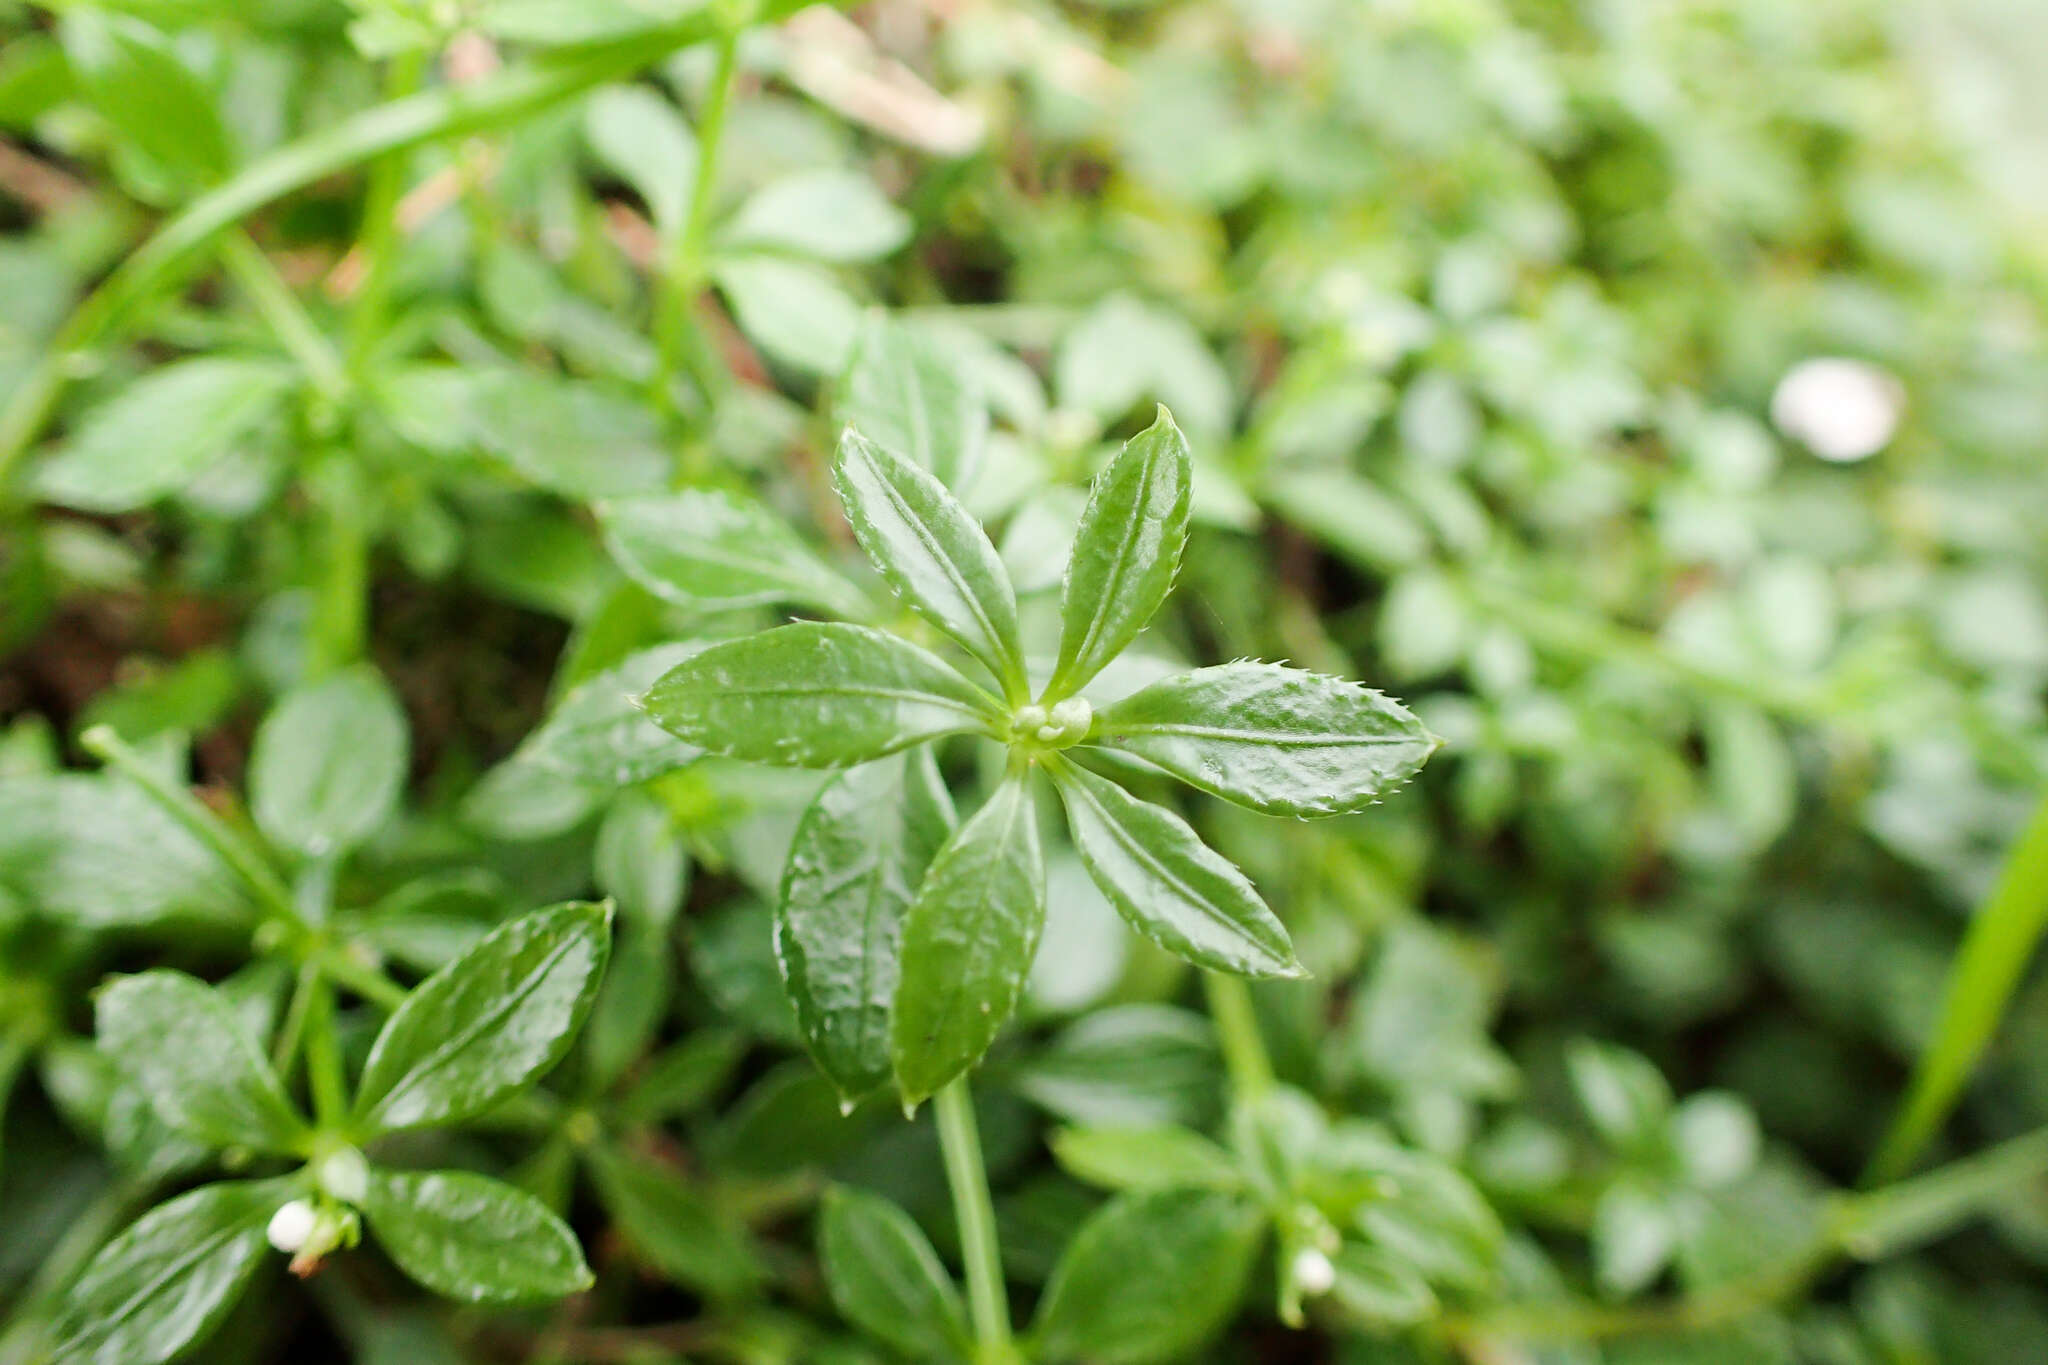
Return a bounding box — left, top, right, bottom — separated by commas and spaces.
598, 489, 871, 619
891, 775, 1045, 1104
360, 1167, 592, 1303
1047, 408, 1193, 701
838, 312, 987, 490
95, 971, 307, 1153
1050, 760, 1303, 979
820, 1185, 971, 1359
52, 1179, 285, 1365
643, 622, 1002, 769
1091, 660, 1435, 816
834, 428, 1026, 696
777, 749, 956, 1101
353, 902, 611, 1135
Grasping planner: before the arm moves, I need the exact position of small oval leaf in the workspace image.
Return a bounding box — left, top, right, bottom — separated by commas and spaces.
95, 971, 306, 1153
360, 1167, 592, 1303
820, 1185, 972, 1359
248, 663, 409, 858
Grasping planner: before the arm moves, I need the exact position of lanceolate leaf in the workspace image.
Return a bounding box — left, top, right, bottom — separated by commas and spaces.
33, 357, 295, 512
354, 902, 612, 1135
819, 1185, 972, 1360
598, 489, 870, 619
59, 9, 231, 196
839, 312, 987, 490
359, 1168, 593, 1303
1028, 1188, 1263, 1365
643, 623, 1003, 769
1050, 760, 1303, 979
585, 1144, 765, 1298
891, 775, 1046, 1104
248, 663, 409, 858
513, 642, 705, 787
94, 972, 306, 1153
1091, 660, 1436, 816
582, 84, 696, 236
834, 428, 1026, 696
53, 1179, 284, 1365
1047, 408, 1193, 701
776, 750, 956, 1102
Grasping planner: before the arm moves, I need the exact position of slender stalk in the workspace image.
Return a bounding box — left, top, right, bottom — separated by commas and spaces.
317, 947, 410, 1012
934, 1076, 1018, 1365
305, 454, 371, 675
218, 231, 347, 401
304, 977, 348, 1130
1204, 972, 1274, 1101
653, 25, 741, 428
346, 49, 428, 372
271, 962, 320, 1082
1867, 786, 2048, 1183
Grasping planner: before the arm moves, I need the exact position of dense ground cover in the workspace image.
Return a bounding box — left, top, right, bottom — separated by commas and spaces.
2, 0, 2048, 1361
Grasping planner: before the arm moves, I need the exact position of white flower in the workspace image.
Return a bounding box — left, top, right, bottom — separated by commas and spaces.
266, 1199, 319, 1254
1769, 357, 1904, 463
1290, 1247, 1337, 1297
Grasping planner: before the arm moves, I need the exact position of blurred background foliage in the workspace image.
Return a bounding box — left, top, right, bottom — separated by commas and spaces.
2, 0, 2048, 1361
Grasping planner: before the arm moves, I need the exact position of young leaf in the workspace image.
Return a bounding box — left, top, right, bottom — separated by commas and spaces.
95, 971, 306, 1153
353, 902, 612, 1136
834, 428, 1026, 696
1047, 408, 1193, 701
1051, 1125, 1246, 1193
722, 169, 911, 263
643, 622, 1003, 769
52, 1179, 283, 1365
1049, 760, 1303, 979
598, 489, 870, 619
511, 642, 706, 788
359, 1168, 592, 1303
819, 1185, 972, 1360
59, 9, 231, 197
248, 663, 409, 858
1028, 1188, 1262, 1365
585, 1144, 765, 1298
839, 311, 988, 490
776, 750, 956, 1102
890, 775, 1046, 1104
583, 84, 696, 236
32, 357, 295, 513
1091, 660, 1436, 816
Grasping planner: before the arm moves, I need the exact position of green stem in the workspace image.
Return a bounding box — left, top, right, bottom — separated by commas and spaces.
305, 454, 371, 675
1204, 972, 1274, 1101
0, 21, 725, 496
271, 962, 319, 1082
218, 231, 347, 402
346, 49, 428, 373
317, 947, 410, 1012
1866, 786, 2048, 1183
934, 1076, 1018, 1365
79, 724, 296, 923
304, 976, 348, 1130
653, 23, 741, 430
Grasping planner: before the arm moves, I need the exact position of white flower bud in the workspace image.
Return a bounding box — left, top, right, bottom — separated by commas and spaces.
1291, 1247, 1337, 1297
1770, 357, 1903, 464
267, 1199, 319, 1254
314, 1145, 369, 1204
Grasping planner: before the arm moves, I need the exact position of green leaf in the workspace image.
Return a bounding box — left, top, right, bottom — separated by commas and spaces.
60, 9, 231, 198
481, 0, 711, 45
890, 774, 1046, 1103
1051, 1125, 1245, 1192
1010, 1005, 1221, 1128
583, 83, 695, 235
1591, 1179, 1677, 1297
0, 772, 243, 928
643, 622, 1002, 769
469, 371, 670, 498
33, 357, 295, 512
248, 663, 408, 858
1327, 1244, 1437, 1327
359, 1167, 592, 1303
1565, 1039, 1674, 1155
52, 1180, 283, 1365
353, 902, 612, 1135
713, 256, 860, 374
776, 750, 956, 1102
1047, 408, 1193, 700
819, 1185, 971, 1360
1354, 1156, 1503, 1292
95, 971, 306, 1153
1091, 660, 1436, 816
723, 169, 911, 262
585, 1144, 764, 1298
513, 643, 705, 788
834, 428, 1026, 695
598, 489, 869, 619
838, 311, 988, 490
1049, 760, 1302, 978
1029, 1189, 1262, 1365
